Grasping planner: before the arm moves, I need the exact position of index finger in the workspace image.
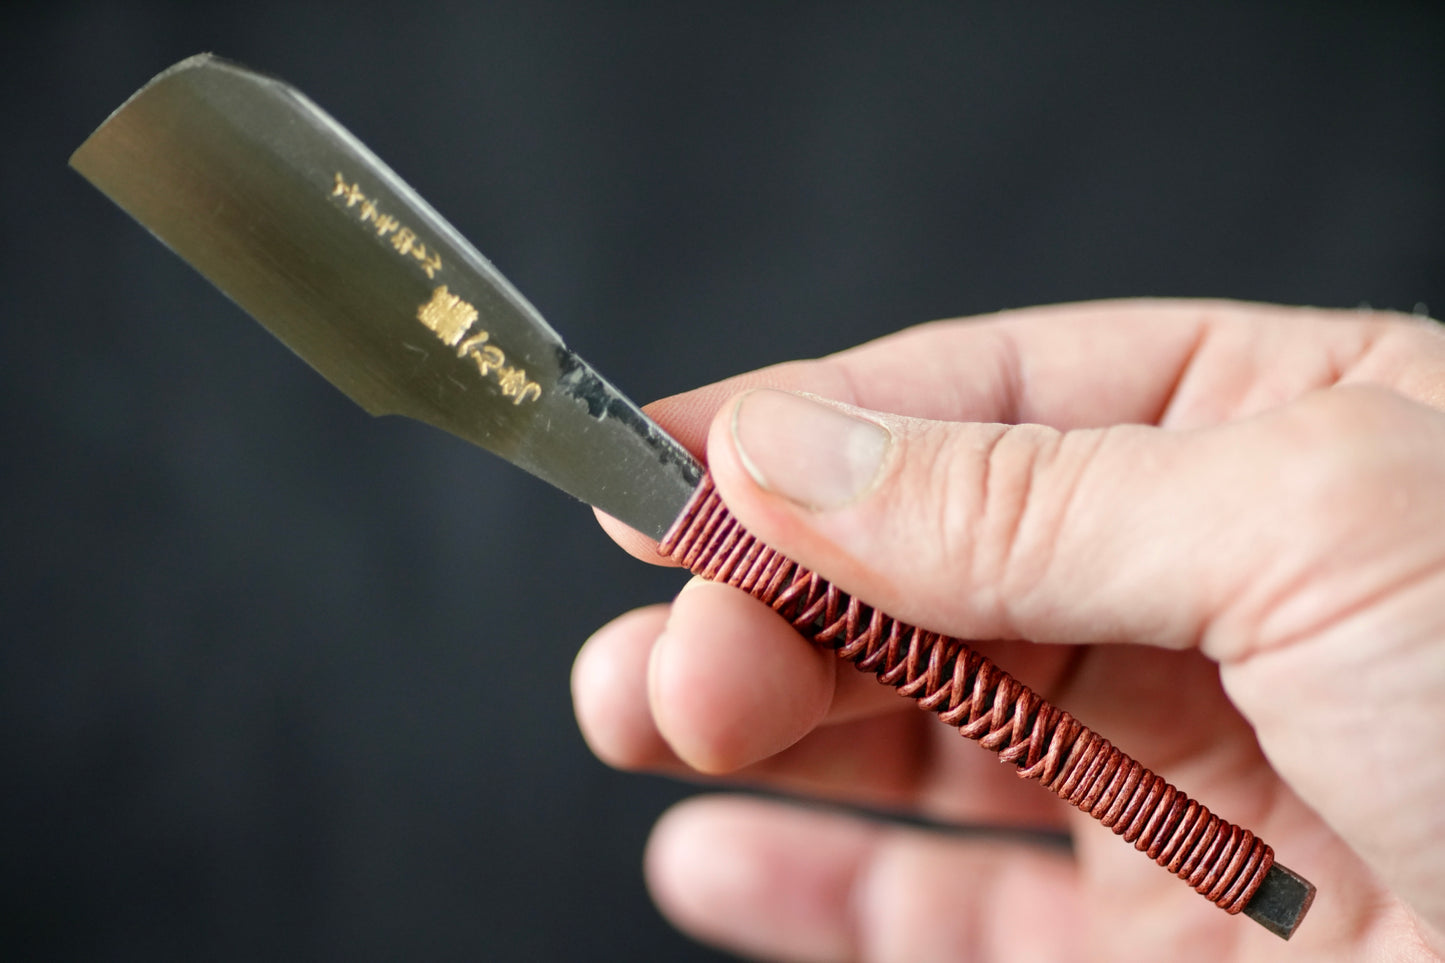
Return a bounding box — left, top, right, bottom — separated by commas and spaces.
603, 298, 1434, 556
651, 298, 1428, 454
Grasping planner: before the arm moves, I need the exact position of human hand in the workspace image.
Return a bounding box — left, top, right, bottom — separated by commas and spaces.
572, 300, 1445, 962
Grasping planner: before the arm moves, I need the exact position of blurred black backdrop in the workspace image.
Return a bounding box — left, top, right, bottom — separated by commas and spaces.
3, 2, 1443, 960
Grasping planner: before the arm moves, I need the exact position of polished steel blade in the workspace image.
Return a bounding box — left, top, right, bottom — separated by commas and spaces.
71, 54, 701, 539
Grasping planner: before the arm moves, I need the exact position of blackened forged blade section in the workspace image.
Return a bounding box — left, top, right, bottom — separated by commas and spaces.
70, 54, 702, 539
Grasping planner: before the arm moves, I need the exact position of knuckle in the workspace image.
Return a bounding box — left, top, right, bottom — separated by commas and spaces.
957, 421, 1137, 634
1283, 388, 1445, 513
955, 423, 1073, 622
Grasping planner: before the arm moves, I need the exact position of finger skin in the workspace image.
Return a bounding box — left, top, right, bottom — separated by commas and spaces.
582, 301, 1445, 956
572, 582, 847, 776
599, 299, 1445, 561
640, 300, 1435, 449
574, 589, 1073, 829
572, 604, 678, 770
704, 386, 1445, 653
648, 795, 1433, 963
649, 579, 838, 774
703, 384, 1445, 944
646, 795, 1082, 963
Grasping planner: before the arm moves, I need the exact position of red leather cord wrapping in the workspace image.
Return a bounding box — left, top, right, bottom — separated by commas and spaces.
661, 475, 1274, 915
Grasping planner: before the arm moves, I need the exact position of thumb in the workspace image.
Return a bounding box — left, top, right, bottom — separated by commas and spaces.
704, 386, 1445, 664
705, 387, 1445, 938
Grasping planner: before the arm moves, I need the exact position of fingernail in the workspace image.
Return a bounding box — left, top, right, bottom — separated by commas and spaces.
730, 390, 890, 510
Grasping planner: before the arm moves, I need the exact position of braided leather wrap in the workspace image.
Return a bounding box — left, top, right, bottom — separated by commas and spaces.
661, 475, 1274, 915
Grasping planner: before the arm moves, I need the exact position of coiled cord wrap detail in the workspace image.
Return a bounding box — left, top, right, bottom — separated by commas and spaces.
660, 475, 1273, 915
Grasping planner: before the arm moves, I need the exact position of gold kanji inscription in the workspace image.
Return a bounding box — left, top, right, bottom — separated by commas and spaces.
416, 285, 478, 346
413, 286, 542, 405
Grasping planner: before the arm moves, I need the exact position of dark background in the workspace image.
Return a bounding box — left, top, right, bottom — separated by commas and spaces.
4, 2, 1443, 960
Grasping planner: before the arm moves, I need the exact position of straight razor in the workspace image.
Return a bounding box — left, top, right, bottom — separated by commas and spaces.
71, 54, 1314, 939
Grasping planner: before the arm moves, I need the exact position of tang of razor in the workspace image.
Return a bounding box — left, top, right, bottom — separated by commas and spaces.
71, 54, 1315, 939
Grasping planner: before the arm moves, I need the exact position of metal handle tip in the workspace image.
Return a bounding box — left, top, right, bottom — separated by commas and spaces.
1242, 863, 1316, 940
